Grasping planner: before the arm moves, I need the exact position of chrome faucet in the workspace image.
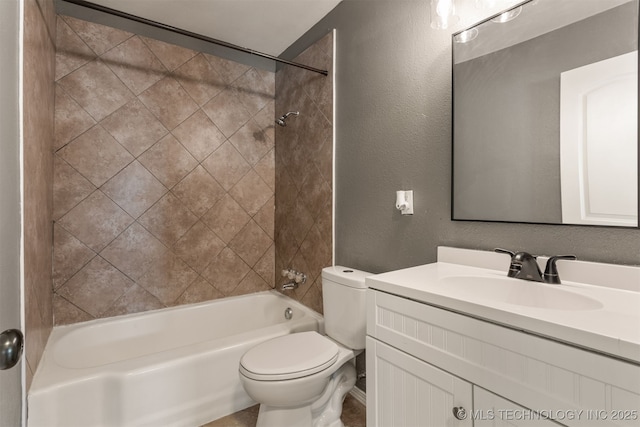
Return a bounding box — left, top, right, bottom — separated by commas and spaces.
281, 282, 298, 291
495, 248, 576, 284
280, 268, 307, 291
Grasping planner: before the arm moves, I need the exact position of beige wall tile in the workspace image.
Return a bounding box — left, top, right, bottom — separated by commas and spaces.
254, 148, 275, 191
52, 224, 95, 289
100, 222, 169, 281
204, 54, 250, 84
54, 84, 95, 150
253, 244, 275, 287
172, 110, 225, 161
174, 277, 224, 306
172, 165, 225, 217
61, 15, 132, 56
103, 284, 164, 317
57, 190, 134, 252
55, 16, 95, 81
138, 192, 198, 245
229, 220, 273, 268
138, 76, 199, 130
101, 99, 168, 157
202, 247, 250, 295
138, 134, 198, 188
57, 59, 134, 121
201, 141, 251, 191
201, 194, 251, 244
174, 54, 225, 106
57, 256, 134, 317
53, 15, 277, 325
230, 270, 270, 296
202, 88, 252, 137
101, 36, 166, 95
274, 32, 334, 310
59, 125, 134, 187
101, 160, 167, 218
229, 119, 273, 166
137, 252, 198, 304
233, 68, 275, 116
172, 221, 225, 274
254, 196, 275, 239
23, 0, 56, 384
53, 294, 92, 325
53, 154, 95, 220
140, 36, 197, 71
229, 169, 272, 216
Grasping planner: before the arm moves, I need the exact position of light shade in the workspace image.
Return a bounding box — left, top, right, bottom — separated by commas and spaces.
430, 0, 460, 30
454, 28, 479, 43
491, 6, 522, 23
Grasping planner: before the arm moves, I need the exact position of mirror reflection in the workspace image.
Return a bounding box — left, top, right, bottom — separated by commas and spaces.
452, 0, 638, 227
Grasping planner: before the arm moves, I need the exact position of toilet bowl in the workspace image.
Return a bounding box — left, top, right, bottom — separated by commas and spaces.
238, 266, 371, 427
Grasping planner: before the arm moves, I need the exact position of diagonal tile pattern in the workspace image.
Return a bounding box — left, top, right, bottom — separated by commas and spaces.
275, 32, 334, 313
53, 15, 276, 325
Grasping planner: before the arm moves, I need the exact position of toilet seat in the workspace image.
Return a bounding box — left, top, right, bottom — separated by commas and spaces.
240, 331, 339, 381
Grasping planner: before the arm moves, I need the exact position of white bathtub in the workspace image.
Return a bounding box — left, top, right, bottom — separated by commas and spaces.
28, 291, 323, 427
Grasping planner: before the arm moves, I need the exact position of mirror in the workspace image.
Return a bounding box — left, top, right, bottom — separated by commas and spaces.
452, 0, 639, 227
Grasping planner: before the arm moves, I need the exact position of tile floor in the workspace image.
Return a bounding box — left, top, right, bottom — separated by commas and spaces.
202, 394, 366, 427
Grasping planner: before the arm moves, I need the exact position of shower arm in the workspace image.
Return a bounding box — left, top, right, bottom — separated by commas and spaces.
61, 0, 329, 77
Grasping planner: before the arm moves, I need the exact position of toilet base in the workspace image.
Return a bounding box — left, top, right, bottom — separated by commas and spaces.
256, 405, 312, 427
255, 363, 356, 427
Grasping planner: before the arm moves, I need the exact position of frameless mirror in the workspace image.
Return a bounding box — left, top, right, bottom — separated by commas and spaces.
452, 0, 639, 227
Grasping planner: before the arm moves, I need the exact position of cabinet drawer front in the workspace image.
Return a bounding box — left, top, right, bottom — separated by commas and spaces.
367, 290, 640, 427
366, 337, 472, 427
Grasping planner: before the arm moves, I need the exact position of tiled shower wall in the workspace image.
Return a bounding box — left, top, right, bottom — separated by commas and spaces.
24, 0, 56, 387
53, 15, 276, 324
274, 32, 334, 313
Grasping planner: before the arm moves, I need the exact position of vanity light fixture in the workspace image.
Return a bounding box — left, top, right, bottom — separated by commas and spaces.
430, 0, 460, 29
454, 27, 479, 43
491, 6, 522, 23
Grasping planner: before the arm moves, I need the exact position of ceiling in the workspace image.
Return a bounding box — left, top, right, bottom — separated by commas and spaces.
83, 0, 342, 57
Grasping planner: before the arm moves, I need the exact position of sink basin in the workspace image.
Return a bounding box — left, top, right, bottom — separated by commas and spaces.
442, 276, 604, 311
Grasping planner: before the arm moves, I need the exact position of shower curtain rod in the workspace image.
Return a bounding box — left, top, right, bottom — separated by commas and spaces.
62, 0, 329, 76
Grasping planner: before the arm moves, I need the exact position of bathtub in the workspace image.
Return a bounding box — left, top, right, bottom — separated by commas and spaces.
28, 291, 323, 427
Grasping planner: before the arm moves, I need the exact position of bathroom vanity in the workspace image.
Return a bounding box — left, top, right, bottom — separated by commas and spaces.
365, 247, 640, 427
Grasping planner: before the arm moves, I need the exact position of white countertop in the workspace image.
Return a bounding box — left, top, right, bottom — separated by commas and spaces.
366, 248, 640, 364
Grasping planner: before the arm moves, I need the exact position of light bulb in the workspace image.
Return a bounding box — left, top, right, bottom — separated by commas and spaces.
430, 0, 460, 30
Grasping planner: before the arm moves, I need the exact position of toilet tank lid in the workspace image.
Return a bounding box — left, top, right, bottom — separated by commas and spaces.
322, 266, 372, 289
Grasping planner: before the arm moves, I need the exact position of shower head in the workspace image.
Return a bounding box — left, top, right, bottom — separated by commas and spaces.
276, 111, 299, 127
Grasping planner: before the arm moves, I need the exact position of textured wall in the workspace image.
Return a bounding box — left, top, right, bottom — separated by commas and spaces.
274, 32, 334, 314
23, 0, 56, 389
53, 15, 276, 325
282, 0, 640, 273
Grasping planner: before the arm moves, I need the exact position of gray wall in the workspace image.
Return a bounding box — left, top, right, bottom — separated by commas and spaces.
282, 0, 640, 272
0, 0, 23, 423
453, 3, 637, 223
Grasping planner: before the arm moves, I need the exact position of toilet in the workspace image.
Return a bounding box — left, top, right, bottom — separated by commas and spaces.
238, 266, 371, 427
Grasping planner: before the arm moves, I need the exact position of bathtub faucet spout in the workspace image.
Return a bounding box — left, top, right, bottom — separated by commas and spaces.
281, 282, 299, 291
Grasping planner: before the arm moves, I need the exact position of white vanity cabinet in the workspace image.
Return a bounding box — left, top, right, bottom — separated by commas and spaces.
366, 336, 473, 427
366, 289, 640, 427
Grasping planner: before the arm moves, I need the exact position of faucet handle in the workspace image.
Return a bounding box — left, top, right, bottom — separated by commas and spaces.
543, 255, 577, 284
495, 248, 519, 277
494, 248, 515, 257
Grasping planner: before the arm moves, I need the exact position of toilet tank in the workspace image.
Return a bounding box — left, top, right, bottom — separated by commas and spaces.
322, 266, 371, 350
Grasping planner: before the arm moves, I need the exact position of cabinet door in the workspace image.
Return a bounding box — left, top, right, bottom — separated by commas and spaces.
367, 337, 472, 427
474, 387, 565, 427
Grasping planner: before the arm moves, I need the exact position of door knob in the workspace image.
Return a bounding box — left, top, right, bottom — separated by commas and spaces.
0, 329, 23, 370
